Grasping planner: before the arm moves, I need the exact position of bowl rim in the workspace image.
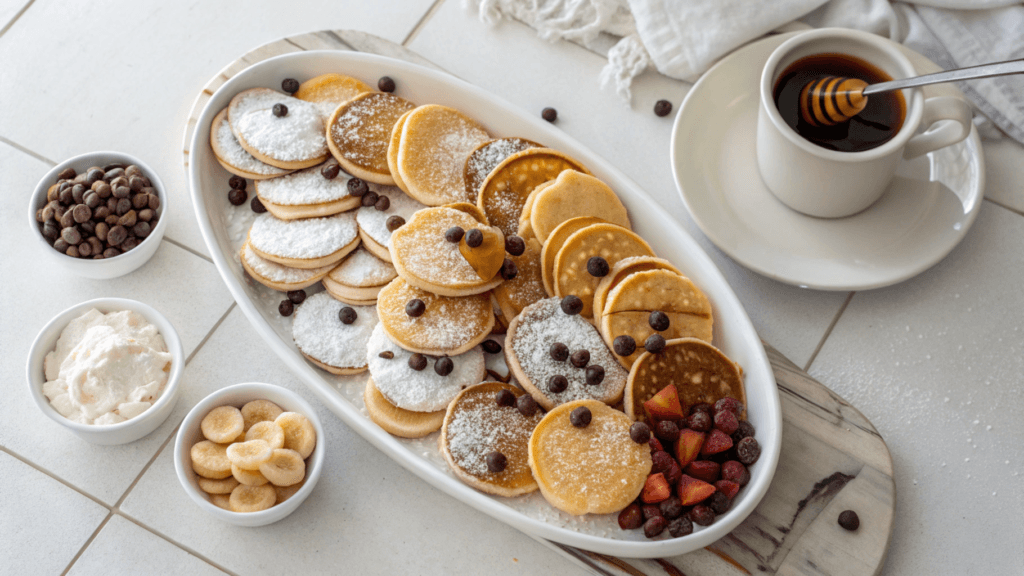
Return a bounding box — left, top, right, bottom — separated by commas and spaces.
28, 150, 170, 265
26, 297, 185, 433
172, 381, 326, 520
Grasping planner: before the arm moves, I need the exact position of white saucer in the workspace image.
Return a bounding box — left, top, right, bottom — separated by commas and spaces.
671, 32, 984, 291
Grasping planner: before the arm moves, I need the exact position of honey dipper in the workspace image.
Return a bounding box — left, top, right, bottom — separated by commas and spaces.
799, 57, 1024, 126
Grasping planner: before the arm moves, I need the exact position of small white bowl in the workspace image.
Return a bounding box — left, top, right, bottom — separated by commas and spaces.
173, 382, 326, 527
26, 297, 185, 445
29, 151, 169, 279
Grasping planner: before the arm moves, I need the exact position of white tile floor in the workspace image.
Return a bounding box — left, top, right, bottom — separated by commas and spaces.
2, 1, 1021, 575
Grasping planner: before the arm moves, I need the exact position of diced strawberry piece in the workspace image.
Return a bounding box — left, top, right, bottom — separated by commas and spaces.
684, 460, 721, 484
674, 428, 705, 468
677, 474, 716, 506
643, 384, 686, 422
700, 429, 734, 457
715, 480, 740, 500
641, 473, 672, 504
721, 461, 750, 486
713, 409, 739, 435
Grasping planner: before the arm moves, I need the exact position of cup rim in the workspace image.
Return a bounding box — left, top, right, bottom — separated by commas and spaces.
759, 28, 925, 162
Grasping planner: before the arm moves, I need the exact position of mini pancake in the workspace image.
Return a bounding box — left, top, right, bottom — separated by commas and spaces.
247, 211, 359, 269
254, 162, 361, 220
492, 237, 547, 322
464, 137, 540, 202
624, 337, 745, 423
376, 277, 494, 356
386, 109, 415, 193
444, 202, 488, 224
529, 170, 630, 243
239, 243, 334, 292
477, 148, 588, 236
229, 88, 329, 170
321, 247, 397, 305
540, 216, 606, 296
365, 323, 485, 412
389, 207, 503, 296
396, 105, 491, 206
553, 223, 654, 317
327, 92, 416, 185
441, 382, 544, 497
209, 108, 292, 180
592, 256, 682, 328
505, 298, 628, 411
528, 399, 651, 515
363, 376, 445, 438
292, 292, 377, 375
355, 184, 428, 263
292, 73, 373, 117
515, 180, 556, 243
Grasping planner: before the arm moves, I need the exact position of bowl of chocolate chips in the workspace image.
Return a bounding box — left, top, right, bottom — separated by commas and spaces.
29, 151, 168, 279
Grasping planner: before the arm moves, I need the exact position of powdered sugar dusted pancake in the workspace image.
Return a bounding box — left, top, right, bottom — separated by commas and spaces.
247, 211, 359, 269
292, 292, 377, 375
239, 243, 334, 292
210, 108, 291, 180
254, 162, 361, 220
376, 278, 494, 356
355, 184, 427, 263
327, 92, 415, 185
229, 88, 329, 169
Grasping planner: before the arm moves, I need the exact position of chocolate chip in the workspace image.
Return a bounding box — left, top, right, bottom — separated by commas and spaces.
113, 185, 131, 199
287, 290, 306, 304
360, 191, 379, 207
613, 335, 636, 356
148, 194, 160, 210
547, 375, 568, 393
586, 256, 609, 277
688, 505, 715, 526
378, 351, 395, 359
504, 235, 525, 256
560, 295, 583, 315
445, 226, 465, 243
116, 198, 132, 216
278, 299, 294, 316
281, 78, 300, 94
409, 353, 428, 371
649, 311, 670, 332
58, 167, 76, 180
541, 107, 557, 122
645, 334, 667, 353
61, 226, 82, 245
66, 245, 80, 258
53, 238, 68, 253
481, 340, 502, 354
549, 342, 569, 362
228, 188, 247, 206
405, 298, 425, 317
86, 168, 104, 186
129, 176, 146, 192
250, 196, 267, 213
103, 247, 120, 258
570, 406, 592, 428
516, 394, 538, 418
668, 516, 693, 538
347, 177, 368, 197
339, 307, 357, 324
374, 195, 390, 211
485, 451, 507, 473
71, 184, 86, 204
660, 496, 685, 520
838, 510, 860, 531
378, 76, 396, 93
42, 220, 60, 240
77, 241, 92, 257
434, 356, 454, 376
94, 181, 112, 198
654, 99, 673, 117
229, 175, 246, 190
585, 365, 605, 386
320, 163, 341, 180
736, 437, 761, 465
466, 228, 483, 248
386, 215, 405, 231
495, 389, 516, 407
273, 103, 288, 117
72, 204, 91, 223
499, 259, 518, 280
629, 421, 651, 444
119, 210, 137, 228
59, 188, 74, 205
132, 221, 151, 238
570, 349, 590, 368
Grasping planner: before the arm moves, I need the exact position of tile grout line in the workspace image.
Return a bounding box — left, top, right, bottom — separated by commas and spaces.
984, 196, 1024, 218
115, 512, 241, 576
0, 134, 56, 165
185, 302, 236, 365
803, 291, 856, 372
402, 0, 447, 46
164, 236, 214, 263
0, 445, 112, 510
0, 0, 35, 39
59, 512, 114, 576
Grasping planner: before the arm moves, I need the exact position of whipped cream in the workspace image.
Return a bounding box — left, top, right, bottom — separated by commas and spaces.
42, 308, 172, 425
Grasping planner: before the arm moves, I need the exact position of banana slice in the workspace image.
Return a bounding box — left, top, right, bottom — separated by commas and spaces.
201, 406, 244, 443
276, 412, 317, 459
229, 484, 276, 513
241, 399, 284, 432
259, 448, 306, 487
190, 441, 232, 479
226, 439, 273, 470
197, 476, 240, 494
232, 464, 269, 486
275, 478, 305, 503
245, 421, 285, 449
210, 493, 232, 510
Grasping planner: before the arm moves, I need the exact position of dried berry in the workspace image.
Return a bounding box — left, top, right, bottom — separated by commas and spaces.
659, 496, 685, 520
586, 256, 609, 277
689, 402, 714, 417
504, 235, 525, 256
272, 103, 288, 117
687, 411, 713, 433
735, 437, 761, 465
287, 290, 306, 304
347, 177, 369, 197
655, 420, 680, 443
338, 307, 357, 324
445, 226, 465, 243
629, 421, 651, 444
228, 188, 247, 206
281, 78, 300, 94
713, 409, 739, 435
654, 99, 673, 117
721, 461, 750, 487
732, 420, 756, 443
649, 311, 670, 331
229, 175, 246, 190
434, 356, 454, 376
408, 353, 428, 371
688, 505, 715, 526
618, 503, 643, 530
644, 334, 667, 354
643, 516, 667, 538
466, 228, 483, 248
385, 215, 405, 231
481, 340, 502, 354
499, 258, 518, 280
714, 397, 743, 417
707, 491, 730, 515
378, 76, 396, 93
541, 107, 557, 122
651, 451, 674, 475
668, 516, 693, 538
405, 299, 426, 317
278, 299, 294, 317
547, 375, 568, 393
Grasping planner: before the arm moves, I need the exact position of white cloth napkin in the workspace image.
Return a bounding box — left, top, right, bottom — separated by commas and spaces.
468, 0, 1024, 144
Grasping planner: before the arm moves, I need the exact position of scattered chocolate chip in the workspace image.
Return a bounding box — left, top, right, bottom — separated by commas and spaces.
629, 421, 651, 444
485, 450, 507, 473
586, 256, 609, 277
347, 177, 368, 197
378, 351, 395, 359
645, 334, 667, 353
466, 228, 483, 248
560, 295, 583, 315
618, 504, 643, 530
272, 103, 288, 117
613, 335, 637, 356
58, 167, 76, 180
541, 107, 557, 122
250, 196, 267, 213
655, 420, 680, 443
687, 411, 712, 433
735, 437, 761, 465
321, 163, 341, 180
229, 175, 246, 190
648, 311, 670, 332
499, 259, 518, 280
408, 353, 428, 371
360, 191, 380, 208
378, 76, 396, 93
516, 394, 538, 418
434, 356, 454, 376
654, 99, 673, 117
445, 226, 465, 243
281, 78, 300, 94
585, 364, 605, 386
386, 215, 405, 231
838, 510, 860, 531
570, 406, 592, 428
228, 188, 247, 206
570, 349, 590, 368
278, 299, 294, 316
374, 195, 390, 211
405, 298, 426, 317
547, 375, 568, 393
495, 389, 516, 407
668, 516, 693, 538
504, 235, 525, 256
338, 307, 357, 324
549, 342, 570, 362
481, 340, 502, 354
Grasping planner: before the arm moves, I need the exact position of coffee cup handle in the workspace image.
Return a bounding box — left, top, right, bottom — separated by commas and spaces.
903, 97, 973, 159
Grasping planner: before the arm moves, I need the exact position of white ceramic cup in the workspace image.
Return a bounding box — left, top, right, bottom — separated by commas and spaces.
756, 28, 973, 218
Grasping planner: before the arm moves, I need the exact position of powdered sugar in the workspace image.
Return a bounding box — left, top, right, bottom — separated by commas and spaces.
390, 207, 482, 284
378, 280, 492, 352
400, 107, 491, 204
464, 138, 537, 199
249, 212, 357, 259
241, 243, 334, 284
327, 247, 396, 287
366, 324, 485, 412
214, 113, 290, 176
356, 184, 426, 248
509, 298, 628, 405
292, 292, 377, 369
330, 93, 414, 168
445, 386, 542, 478
232, 90, 327, 162
255, 163, 353, 205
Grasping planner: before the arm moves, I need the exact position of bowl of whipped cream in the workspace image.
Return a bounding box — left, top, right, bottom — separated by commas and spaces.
26, 297, 185, 445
